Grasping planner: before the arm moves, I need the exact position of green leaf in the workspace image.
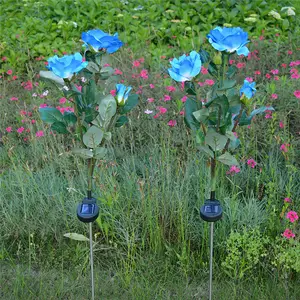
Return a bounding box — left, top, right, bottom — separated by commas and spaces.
193, 107, 209, 123
104, 132, 112, 141
115, 115, 129, 127
208, 61, 218, 77
205, 128, 227, 151
63, 112, 77, 125
121, 94, 139, 114
226, 66, 238, 79
199, 49, 210, 64
100, 66, 114, 80
72, 148, 94, 159
83, 79, 97, 106
217, 79, 236, 90
83, 126, 104, 148
239, 106, 274, 126
198, 145, 214, 158
184, 97, 201, 131
85, 61, 99, 73
205, 95, 229, 124
184, 81, 196, 96
94, 147, 107, 159
51, 122, 69, 134
98, 94, 117, 123
63, 233, 89, 242
217, 152, 239, 166
81, 107, 98, 123
39, 107, 63, 124
39, 71, 64, 85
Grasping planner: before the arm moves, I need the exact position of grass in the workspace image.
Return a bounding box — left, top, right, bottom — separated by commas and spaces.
1, 1, 300, 298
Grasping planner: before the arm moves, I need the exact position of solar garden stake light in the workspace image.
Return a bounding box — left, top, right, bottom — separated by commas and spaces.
38, 29, 139, 300
167, 27, 274, 300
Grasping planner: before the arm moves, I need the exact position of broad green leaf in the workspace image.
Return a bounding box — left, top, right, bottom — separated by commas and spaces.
94, 147, 107, 159
199, 48, 210, 64
104, 132, 112, 141
115, 115, 129, 127
226, 66, 238, 79
39, 107, 63, 124
100, 66, 114, 79
185, 81, 196, 96
83, 126, 104, 148
208, 61, 218, 77
193, 107, 209, 123
121, 94, 139, 114
249, 106, 274, 119
184, 97, 201, 131
198, 145, 214, 158
98, 94, 117, 122
63, 233, 89, 242
205, 95, 229, 124
72, 148, 94, 159
85, 61, 99, 73
81, 107, 98, 123
205, 128, 227, 151
51, 121, 69, 134
63, 112, 77, 125
218, 79, 236, 90
39, 71, 64, 85
217, 152, 239, 166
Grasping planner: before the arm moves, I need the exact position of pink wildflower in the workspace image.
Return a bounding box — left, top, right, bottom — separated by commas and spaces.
265, 73, 271, 79
39, 104, 48, 108
149, 84, 155, 89
294, 91, 300, 99
10, 97, 18, 101
36, 130, 44, 137
110, 89, 116, 97
166, 86, 176, 92
6, 70, 13, 75
247, 158, 257, 168
271, 94, 278, 99
226, 165, 241, 175
201, 67, 208, 74
271, 69, 279, 75
254, 70, 261, 75
286, 211, 299, 223
246, 77, 253, 82
114, 68, 123, 75
282, 229, 295, 239
181, 96, 187, 103
59, 97, 67, 104
133, 60, 140, 67
205, 79, 215, 86
158, 106, 167, 114
164, 95, 171, 101
147, 97, 154, 103
6, 127, 12, 133
280, 143, 290, 152
284, 197, 291, 203
17, 127, 25, 134
281, 63, 287, 68
167, 120, 177, 127
236, 62, 245, 69
140, 69, 148, 79
279, 121, 284, 128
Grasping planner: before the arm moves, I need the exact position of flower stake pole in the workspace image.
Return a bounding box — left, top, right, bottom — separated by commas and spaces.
38, 29, 138, 300
168, 27, 274, 300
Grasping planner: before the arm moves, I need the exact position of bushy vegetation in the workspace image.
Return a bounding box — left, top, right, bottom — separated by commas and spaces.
1, 0, 300, 299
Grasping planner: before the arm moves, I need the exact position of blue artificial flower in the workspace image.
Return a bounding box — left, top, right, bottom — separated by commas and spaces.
207, 27, 250, 56
81, 29, 123, 54
240, 79, 256, 99
116, 84, 132, 106
47, 53, 88, 79
168, 51, 201, 82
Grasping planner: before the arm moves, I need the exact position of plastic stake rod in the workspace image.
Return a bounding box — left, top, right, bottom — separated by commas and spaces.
89, 222, 95, 300
209, 222, 214, 300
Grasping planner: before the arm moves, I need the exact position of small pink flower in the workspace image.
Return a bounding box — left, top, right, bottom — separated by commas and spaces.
17, 127, 25, 134
201, 67, 208, 74
20, 110, 27, 116
287, 50, 293, 55
286, 211, 299, 223
6, 127, 12, 133
110, 89, 116, 97
59, 97, 67, 104
149, 84, 155, 89
247, 158, 257, 168
6, 69, 13, 75
103, 63, 110, 67
279, 121, 284, 128
245, 77, 253, 82
205, 79, 215, 86
265, 114, 272, 119
138, 57, 145, 63
36, 130, 44, 137
140, 69, 148, 79
271, 69, 279, 75
274, 76, 279, 81
133, 60, 140, 67
280, 143, 290, 152
10, 97, 18, 101
39, 104, 48, 108
198, 82, 205, 87
166, 86, 176, 92
74, 84, 82, 92
282, 229, 295, 239
167, 119, 177, 127
181, 96, 187, 103
1, 56, 7, 61
229, 59, 235, 65
12, 75, 18, 80
265, 73, 271, 79
31, 120, 36, 124
114, 68, 123, 75
233, 132, 238, 138
179, 111, 184, 116
164, 95, 171, 101
226, 165, 241, 175
281, 63, 287, 68
158, 106, 167, 114
147, 97, 154, 103
153, 113, 160, 119
284, 197, 291, 203
271, 94, 278, 99
294, 91, 300, 99
254, 70, 261, 75
236, 62, 245, 69
291, 73, 300, 79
